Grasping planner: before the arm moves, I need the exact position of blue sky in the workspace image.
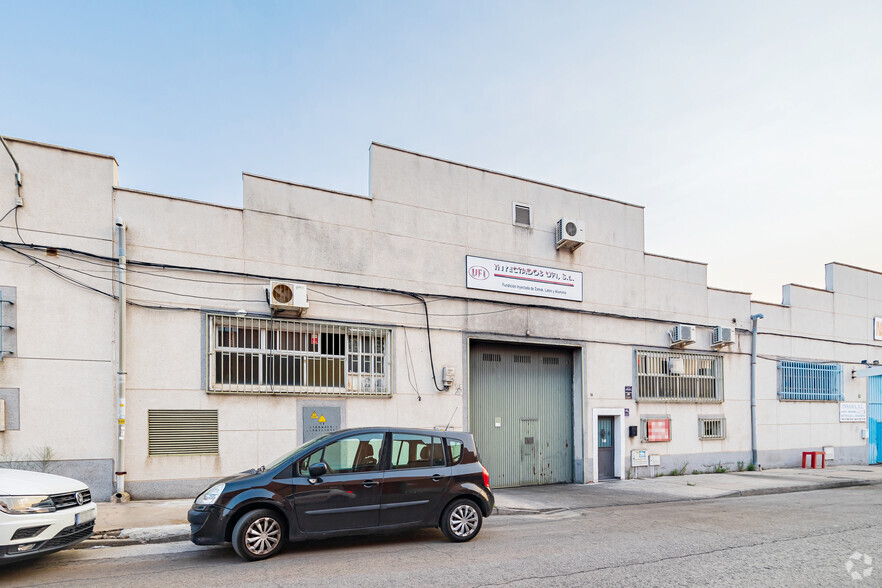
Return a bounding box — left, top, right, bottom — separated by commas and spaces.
2, 1, 881, 302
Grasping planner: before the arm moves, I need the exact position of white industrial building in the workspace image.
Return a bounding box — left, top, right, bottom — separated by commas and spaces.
0, 136, 880, 500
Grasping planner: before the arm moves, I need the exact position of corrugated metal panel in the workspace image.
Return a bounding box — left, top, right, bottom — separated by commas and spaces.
469, 343, 573, 489
869, 376, 882, 464
148, 409, 219, 456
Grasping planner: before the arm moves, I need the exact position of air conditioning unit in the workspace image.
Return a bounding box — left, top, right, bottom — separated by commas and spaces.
268, 281, 308, 314
711, 326, 735, 348
555, 218, 585, 250
669, 324, 696, 348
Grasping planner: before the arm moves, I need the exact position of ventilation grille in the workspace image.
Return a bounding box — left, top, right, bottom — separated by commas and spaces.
148, 409, 219, 456
514, 355, 531, 364
483, 353, 502, 362
513, 204, 532, 227
543, 357, 560, 365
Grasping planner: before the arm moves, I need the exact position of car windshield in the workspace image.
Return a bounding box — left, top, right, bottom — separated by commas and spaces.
262, 433, 335, 472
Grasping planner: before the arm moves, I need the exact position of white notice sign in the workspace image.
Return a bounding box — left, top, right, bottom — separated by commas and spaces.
466, 255, 583, 302
840, 402, 867, 423
631, 450, 649, 467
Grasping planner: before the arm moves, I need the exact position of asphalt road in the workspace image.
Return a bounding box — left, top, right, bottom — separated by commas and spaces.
3, 486, 881, 587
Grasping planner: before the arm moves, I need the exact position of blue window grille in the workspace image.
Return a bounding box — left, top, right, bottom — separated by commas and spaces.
777, 361, 843, 401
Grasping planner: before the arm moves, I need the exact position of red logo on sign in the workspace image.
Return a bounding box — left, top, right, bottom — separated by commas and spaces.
311, 335, 319, 345
469, 266, 489, 280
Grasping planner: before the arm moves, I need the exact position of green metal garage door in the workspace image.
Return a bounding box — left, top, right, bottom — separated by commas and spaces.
469, 342, 574, 488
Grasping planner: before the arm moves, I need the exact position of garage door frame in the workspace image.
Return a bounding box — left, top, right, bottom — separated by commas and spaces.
462, 335, 585, 485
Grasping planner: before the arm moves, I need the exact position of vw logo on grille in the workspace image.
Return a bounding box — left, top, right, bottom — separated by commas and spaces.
75, 492, 84, 506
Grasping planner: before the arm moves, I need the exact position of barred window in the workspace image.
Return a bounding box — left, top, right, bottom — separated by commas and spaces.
635, 350, 723, 402
698, 417, 726, 440
777, 361, 843, 401
208, 314, 391, 396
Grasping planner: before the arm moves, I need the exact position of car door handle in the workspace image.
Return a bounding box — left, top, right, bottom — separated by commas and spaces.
431, 474, 444, 482
362, 480, 378, 488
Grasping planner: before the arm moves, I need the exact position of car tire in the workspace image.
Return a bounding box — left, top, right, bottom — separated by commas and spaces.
440, 498, 483, 542
232, 508, 287, 561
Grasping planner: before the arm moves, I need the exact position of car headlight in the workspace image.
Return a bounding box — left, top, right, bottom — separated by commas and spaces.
195, 483, 225, 505
0, 495, 56, 514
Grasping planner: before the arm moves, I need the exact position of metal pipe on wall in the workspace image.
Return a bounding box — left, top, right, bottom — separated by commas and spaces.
750, 313, 764, 466
115, 218, 127, 497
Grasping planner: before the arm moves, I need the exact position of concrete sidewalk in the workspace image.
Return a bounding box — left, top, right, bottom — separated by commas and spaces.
80, 464, 882, 548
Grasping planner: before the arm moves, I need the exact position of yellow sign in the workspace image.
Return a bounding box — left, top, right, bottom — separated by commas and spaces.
875, 317, 882, 342
318, 415, 327, 423
311, 411, 318, 419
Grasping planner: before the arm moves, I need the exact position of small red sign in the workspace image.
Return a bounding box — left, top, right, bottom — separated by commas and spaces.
311, 335, 319, 345
646, 418, 670, 442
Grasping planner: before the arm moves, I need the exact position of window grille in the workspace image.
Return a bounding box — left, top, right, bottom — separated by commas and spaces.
640, 416, 671, 442
207, 314, 391, 396
635, 349, 723, 402
698, 417, 726, 439
148, 409, 218, 455
777, 361, 843, 401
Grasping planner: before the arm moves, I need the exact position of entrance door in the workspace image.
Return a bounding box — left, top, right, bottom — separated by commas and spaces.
519, 418, 541, 486
470, 343, 574, 488
870, 376, 882, 464
597, 416, 616, 479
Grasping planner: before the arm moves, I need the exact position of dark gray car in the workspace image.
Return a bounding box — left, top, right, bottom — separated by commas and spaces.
188, 427, 494, 561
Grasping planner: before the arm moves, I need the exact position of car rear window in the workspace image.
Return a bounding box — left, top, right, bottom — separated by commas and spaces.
447, 439, 463, 465
390, 433, 445, 469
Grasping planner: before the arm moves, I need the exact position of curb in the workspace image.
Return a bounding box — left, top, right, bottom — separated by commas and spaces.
76, 478, 882, 547
78, 532, 191, 549
493, 478, 882, 517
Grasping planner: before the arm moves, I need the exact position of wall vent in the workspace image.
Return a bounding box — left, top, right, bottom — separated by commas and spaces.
514, 355, 531, 364
148, 409, 219, 456
512, 203, 532, 227
483, 353, 502, 362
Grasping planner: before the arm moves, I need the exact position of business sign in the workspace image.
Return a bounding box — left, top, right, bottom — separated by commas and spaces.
840, 402, 867, 423
875, 317, 882, 341
466, 255, 583, 302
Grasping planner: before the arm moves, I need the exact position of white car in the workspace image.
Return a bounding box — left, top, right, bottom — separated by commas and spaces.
0, 469, 97, 562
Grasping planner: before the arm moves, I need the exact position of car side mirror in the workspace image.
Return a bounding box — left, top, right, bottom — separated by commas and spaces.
308, 462, 328, 479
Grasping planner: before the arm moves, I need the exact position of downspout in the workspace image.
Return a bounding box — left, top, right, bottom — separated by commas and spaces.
115, 218, 128, 500
750, 313, 764, 466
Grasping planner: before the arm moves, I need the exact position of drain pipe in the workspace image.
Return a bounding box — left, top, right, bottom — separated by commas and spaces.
115, 218, 128, 500
750, 313, 764, 466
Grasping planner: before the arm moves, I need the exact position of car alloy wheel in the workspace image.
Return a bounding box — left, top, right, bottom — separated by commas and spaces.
232, 509, 286, 561
441, 498, 483, 542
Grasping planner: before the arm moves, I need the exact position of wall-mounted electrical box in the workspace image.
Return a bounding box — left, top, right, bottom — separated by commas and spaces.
442, 367, 456, 388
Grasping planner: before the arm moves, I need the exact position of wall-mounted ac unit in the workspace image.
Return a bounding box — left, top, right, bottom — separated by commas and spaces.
669, 324, 696, 348
555, 218, 585, 250
711, 326, 734, 348
268, 281, 308, 314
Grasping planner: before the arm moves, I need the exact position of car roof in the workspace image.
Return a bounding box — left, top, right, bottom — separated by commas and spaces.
329, 426, 472, 440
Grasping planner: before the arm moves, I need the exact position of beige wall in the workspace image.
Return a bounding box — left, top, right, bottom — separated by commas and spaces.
0, 137, 879, 496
